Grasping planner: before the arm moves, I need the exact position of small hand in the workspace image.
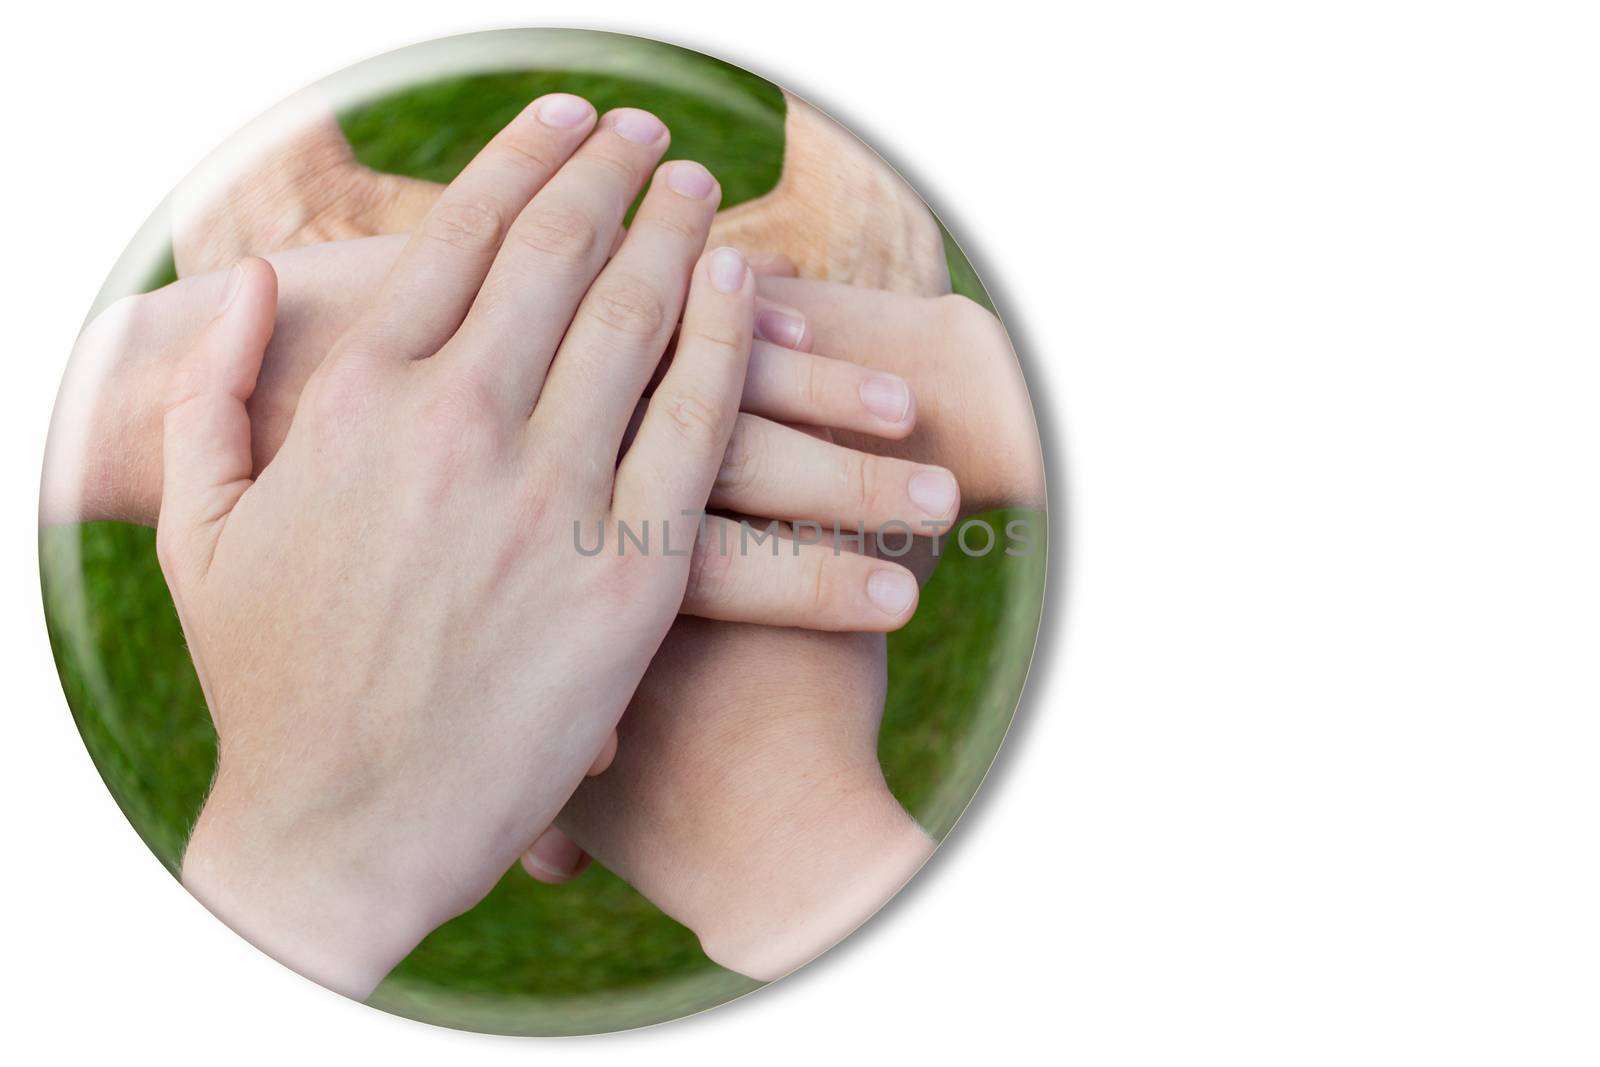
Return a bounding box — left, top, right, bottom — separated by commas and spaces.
538, 616, 935, 980
753, 277, 1046, 514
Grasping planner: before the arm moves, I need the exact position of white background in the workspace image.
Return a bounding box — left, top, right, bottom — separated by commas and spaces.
3, 1, 1598, 1061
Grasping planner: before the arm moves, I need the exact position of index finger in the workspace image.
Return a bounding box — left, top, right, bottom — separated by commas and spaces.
612, 247, 753, 523
357, 93, 597, 360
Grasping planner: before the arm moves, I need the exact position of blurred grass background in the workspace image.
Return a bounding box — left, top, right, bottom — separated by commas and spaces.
40, 33, 1046, 1036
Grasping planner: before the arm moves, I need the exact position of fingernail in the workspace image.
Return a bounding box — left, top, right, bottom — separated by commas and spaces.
218, 262, 244, 313
867, 569, 917, 616
755, 308, 805, 348
611, 109, 667, 145
710, 247, 748, 293
859, 375, 912, 423
666, 160, 715, 199
908, 469, 958, 519
523, 833, 584, 882
538, 94, 593, 129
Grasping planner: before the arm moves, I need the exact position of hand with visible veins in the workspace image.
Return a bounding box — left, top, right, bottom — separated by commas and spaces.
45, 242, 956, 631
708, 93, 949, 296
173, 94, 949, 296
173, 114, 440, 277
65, 82, 1036, 995
48, 239, 1034, 540
157, 95, 927, 1000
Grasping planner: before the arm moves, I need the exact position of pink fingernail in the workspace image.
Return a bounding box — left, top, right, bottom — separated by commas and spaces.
859, 375, 911, 423
612, 109, 667, 145
666, 160, 715, 199
523, 833, 584, 882
867, 569, 918, 616
755, 308, 806, 348
710, 247, 748, 294
538, 94, 593, 129
908, 469, 958, 519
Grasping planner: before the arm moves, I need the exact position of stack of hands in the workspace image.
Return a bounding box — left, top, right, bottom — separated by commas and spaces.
43, 95, 1043, 998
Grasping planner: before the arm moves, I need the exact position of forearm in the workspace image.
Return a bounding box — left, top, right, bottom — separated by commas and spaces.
182, 766, 450, 1001
42, 236, 401, 526
560, 713, 933, 982
42, 293, 168, 525
689, 775, 934, 981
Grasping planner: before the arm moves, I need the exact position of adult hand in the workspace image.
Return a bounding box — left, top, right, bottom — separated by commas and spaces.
47, 239, 951, 631
173, 93, 948, 295
709, 93, 949, 295
173, 114, 439, 277
169, 95, 769, 998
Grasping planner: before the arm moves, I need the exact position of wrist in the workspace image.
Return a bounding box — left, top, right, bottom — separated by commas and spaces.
685, 770, 935, 982
181, 766, 440, 999
42, 294, 166, 525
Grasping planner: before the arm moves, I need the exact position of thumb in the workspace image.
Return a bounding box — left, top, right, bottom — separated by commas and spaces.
521, 827, 591, 886
156, 257, 277, 584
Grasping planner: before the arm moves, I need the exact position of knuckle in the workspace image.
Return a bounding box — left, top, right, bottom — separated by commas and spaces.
848, 450, 878, 509
305, 359, 377, 429
662, 390, 726, 450
799, 355, 827, 413
496, 132, 562, 176
417, 370, 502, 438
805, 551, 833, 614
685, 523, 736, 606
581, 151, 641, 185
398, 376, 505, 505
588, 275, 668, 338
513, 206, 600, 261
685, 329, 746, 363
462, 273, 516, 323
713, 417, 758, 495
422, 196, 506, 254
638, 211, 702, 244
163, 358, 207, 410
